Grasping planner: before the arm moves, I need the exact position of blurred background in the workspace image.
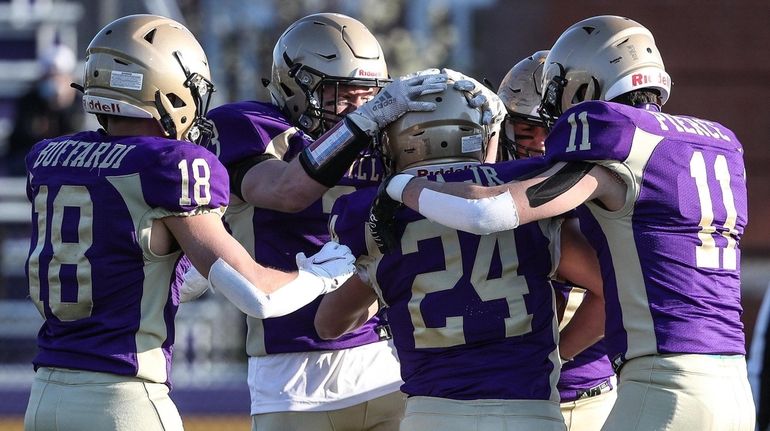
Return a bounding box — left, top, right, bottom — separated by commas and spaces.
0, 0, 767, 430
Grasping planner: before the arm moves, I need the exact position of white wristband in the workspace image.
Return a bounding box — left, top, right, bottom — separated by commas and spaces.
386, 173, 415, 202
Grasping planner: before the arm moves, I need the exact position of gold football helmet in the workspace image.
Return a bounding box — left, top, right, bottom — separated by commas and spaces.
498, 50, 549, 124
539, 15, 671, 123
266, 13, 389, 137
497, 51, 548, 159
382, 82, 489, 174
83, 14, 215, 143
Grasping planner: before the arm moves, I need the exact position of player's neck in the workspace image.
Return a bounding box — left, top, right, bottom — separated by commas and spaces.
106, 117, 167, 138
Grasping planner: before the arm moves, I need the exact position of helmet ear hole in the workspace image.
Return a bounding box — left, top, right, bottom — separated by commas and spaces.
573, 84, 588, 104
280, 83, 294, 97
167, 93, 186, 108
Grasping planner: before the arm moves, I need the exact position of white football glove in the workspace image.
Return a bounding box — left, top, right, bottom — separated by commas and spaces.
442, 68, 507, 128
295, 241, 356, 294
180, 265, 210, 302
348, 72, 448, 136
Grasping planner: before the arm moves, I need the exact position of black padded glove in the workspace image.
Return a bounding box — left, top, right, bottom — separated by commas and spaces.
368, 176, 404, 254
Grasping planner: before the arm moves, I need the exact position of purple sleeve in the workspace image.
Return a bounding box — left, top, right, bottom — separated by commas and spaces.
142, 143, 230, 213
544, 101, 634, 164
206, 102, 309, 166
329, 188, 377, 257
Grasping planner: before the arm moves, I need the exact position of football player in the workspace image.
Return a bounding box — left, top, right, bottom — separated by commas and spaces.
375, 15, 755, 430
499, 50, 617, 431
22, 15, 357, 431
199, 13, 448, 431
315, 82, 605, 431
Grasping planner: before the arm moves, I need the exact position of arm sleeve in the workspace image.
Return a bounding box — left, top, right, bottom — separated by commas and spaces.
208, 259, 328, 318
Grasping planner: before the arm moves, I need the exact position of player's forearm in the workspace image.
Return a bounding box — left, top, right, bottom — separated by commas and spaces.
241, 159, 328, 213
315, 276, 378, 339
558, 292, 605, 360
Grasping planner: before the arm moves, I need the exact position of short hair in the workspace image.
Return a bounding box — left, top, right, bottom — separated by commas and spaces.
610, 89, 663, 107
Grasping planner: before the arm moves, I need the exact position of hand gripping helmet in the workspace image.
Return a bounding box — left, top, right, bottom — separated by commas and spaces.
539, 15, 671, 124
382, 82, 490, 174
82, 14, 215, 144
267, 13, 389, 138
497, 50, 549, 159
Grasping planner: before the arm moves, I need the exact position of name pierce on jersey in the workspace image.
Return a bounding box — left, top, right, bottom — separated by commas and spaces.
33, 139, 136, 169
647, 111, 732, 142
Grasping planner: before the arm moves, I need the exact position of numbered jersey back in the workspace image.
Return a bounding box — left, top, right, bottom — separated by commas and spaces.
545, 101, 748, 363
25, 131, 229, 384
330, 160, 562, 401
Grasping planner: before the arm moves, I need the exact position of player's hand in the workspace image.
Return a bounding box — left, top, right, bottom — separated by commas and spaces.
348, 72, 448, 136
296, 241, 356, 293
180, 265, 210, 302
368, 176, 404, 254
442, 68, 506, 127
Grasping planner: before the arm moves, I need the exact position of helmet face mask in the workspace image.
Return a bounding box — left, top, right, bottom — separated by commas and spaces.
267, 13, 390, 138
382, 83, 490, 175
82, 14, 215, 144
537, 15, 671, 126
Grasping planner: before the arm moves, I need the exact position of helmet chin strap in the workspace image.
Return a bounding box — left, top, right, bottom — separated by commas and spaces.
154, 90, 178, 139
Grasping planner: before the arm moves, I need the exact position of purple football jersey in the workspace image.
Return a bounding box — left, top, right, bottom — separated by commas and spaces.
552, 281, 614, 402
206, 101, 384, 356
544, 101, 747, 368
330, 159, 563, 401
25, 130, 229, 385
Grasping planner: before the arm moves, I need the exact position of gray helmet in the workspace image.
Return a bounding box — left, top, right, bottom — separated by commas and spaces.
539, 15, 671, 123
266, 13, 389, 137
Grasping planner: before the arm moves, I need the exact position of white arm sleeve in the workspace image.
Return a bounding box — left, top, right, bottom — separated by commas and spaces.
208, 259, 327, 319
417, 188, 520, 235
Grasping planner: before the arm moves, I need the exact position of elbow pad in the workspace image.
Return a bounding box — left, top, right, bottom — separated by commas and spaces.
418, 189, 520, 235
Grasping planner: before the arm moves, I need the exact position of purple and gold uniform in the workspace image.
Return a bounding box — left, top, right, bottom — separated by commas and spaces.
555, 284, 614, 402
330, 157, 563, 402
545, 101, 746, 365
26, 130, 229, 384
554, 281, 616, 430
544, 101, 754, 430
205, 101, 402, 416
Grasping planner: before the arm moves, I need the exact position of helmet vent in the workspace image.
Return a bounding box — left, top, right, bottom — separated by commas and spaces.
615, 38, 630, 47
144, 29, 157, 44
582, 26, 596, 35
114, 58, 129, 66
318, 53, 337, 60
167, 93, 187, 108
